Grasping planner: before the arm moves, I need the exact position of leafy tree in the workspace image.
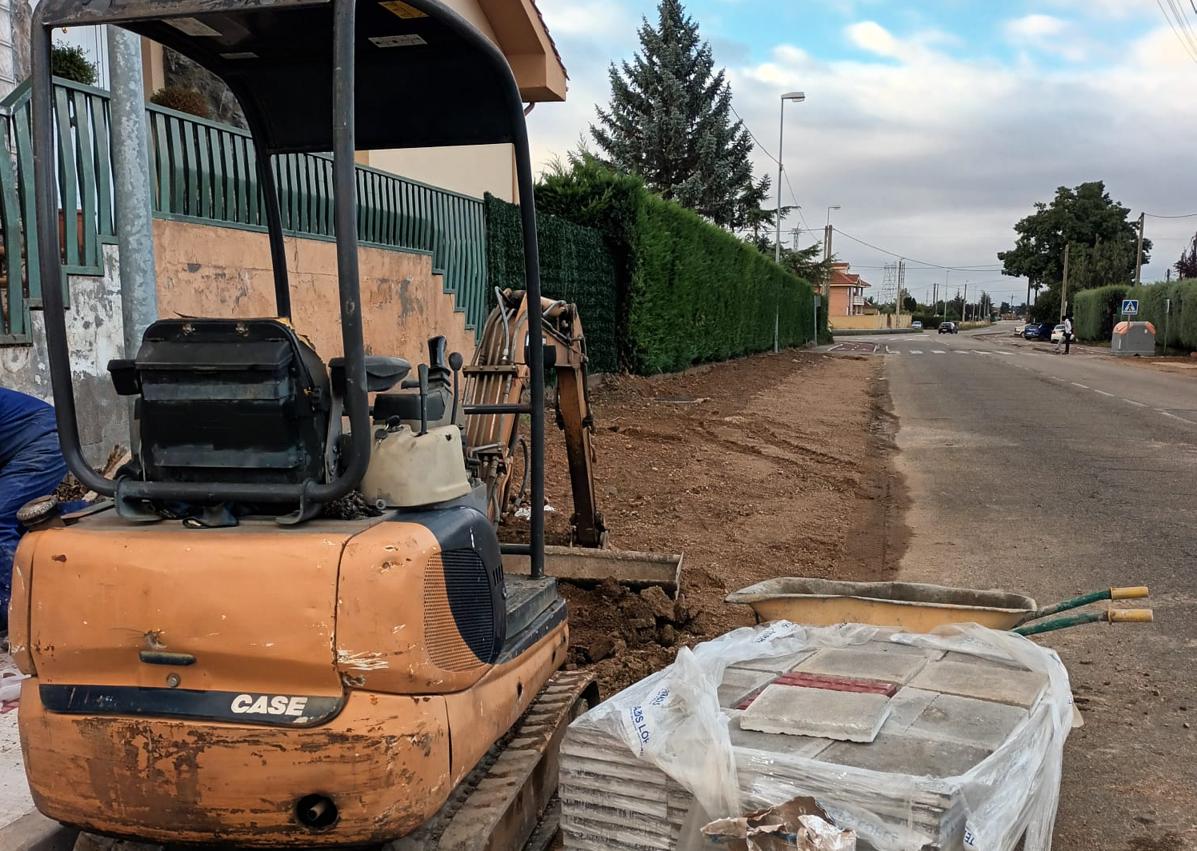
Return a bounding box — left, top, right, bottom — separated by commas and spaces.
902, 295, 918, 313
590, 0, 768, 230
1000, 301, 1012, 314
999, 181, 1148, 312
51, 43, 97, 85
1177, 232, 1197, 280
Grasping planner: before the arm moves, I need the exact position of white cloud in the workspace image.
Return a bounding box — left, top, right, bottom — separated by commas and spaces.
526, 9, 1197, 288
1002, 14, 1090, 61
535, 0, 631, 40
1004, 14, 1068, 40
845, 20, 902, 58
1045, 0, 1151, 20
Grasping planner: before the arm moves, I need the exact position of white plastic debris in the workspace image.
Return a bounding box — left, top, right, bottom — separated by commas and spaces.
561, 621, 1073, 851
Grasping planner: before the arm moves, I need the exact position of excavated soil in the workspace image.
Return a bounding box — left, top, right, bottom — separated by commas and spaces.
505, 349, 908, 698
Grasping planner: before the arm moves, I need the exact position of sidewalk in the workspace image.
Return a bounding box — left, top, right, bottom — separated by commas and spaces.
0, 653, 32, 832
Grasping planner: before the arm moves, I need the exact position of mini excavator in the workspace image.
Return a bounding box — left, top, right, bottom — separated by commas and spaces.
10, 1, 677, 847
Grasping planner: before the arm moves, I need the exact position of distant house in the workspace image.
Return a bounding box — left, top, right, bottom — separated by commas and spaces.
828, 262, 870, 317
7, 0, 568, 203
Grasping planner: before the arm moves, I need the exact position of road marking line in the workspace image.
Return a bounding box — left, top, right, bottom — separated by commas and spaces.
885, 345, 894, 353
932, 350, 946, 354
955, 350, 969, 354
1124, 399, 1147, 407
1158, 410, 1197, 425
995, 351, 1014, 355
910, 350, 923, 355
972, 350, 990, 355
1070, 382, 1089, 389
1093, 389, 1115, 397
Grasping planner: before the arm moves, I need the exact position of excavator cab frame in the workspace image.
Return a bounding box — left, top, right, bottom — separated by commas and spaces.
29, 0, 550, 574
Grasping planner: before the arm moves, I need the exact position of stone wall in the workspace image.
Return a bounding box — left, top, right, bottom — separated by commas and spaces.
0, 221, 478, 465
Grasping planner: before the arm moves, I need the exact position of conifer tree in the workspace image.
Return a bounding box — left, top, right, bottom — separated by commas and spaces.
590, 0, 768, 230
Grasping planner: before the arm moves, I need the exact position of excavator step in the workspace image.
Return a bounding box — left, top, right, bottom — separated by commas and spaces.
388, 668, 598, 851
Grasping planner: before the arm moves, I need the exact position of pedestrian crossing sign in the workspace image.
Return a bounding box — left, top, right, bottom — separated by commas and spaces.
1121, 299, 1139, 316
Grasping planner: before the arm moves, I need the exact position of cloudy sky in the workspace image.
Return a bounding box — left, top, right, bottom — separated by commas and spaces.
528, 0, 1197, 306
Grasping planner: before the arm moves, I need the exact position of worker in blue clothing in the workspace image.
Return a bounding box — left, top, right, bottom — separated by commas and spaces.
0, 388, 69, 630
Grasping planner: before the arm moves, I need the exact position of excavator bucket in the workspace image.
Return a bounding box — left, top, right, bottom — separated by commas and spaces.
503, 546, 684, 597
466, 290, 684, 597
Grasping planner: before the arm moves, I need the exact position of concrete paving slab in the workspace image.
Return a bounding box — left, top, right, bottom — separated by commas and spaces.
905, 693, 1028, 749
796, 647, 930, 684
881, 687, 939, 733
908, 659, 1047, 708
725, 714, 832, 759
818, 732, 992, 778
728, 650, 814, 674
740, 683, 892, 742
717, 667, 774, 708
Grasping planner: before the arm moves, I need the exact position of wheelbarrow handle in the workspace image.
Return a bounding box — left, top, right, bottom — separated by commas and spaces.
1017, 585, 1150, 625
1110, 586, 1149, 600
1014, 608, 1154, 636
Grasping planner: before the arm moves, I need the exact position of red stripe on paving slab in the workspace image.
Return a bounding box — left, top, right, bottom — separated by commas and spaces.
735, 672, 898, 710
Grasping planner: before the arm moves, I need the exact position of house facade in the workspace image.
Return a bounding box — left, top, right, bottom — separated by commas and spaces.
0, 0, 568, 461
828, 262, 869, 317
4, 0, 566, 200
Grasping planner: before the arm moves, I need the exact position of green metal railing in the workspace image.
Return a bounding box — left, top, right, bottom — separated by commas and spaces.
0, 77, 490, 345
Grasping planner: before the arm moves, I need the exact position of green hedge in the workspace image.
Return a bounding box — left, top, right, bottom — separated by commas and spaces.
484, 194, 619, 373
1073, 280, 1197, 350
1072, 285, 1128, 341
535, 160, 822, 374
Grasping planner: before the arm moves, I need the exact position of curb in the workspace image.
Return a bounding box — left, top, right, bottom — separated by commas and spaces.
0, 812, 78, 851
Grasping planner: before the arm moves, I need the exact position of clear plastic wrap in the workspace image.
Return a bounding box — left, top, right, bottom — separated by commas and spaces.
561, 621, 1073, 851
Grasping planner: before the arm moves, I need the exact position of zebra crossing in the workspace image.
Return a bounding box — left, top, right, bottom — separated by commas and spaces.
829, 341, 1062, 357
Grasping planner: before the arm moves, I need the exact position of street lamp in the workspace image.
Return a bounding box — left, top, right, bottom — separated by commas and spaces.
775, 91, 805, 264
826, 205, 841, 227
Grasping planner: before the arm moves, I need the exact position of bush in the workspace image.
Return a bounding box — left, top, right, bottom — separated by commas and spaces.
1127, 279, 1197, 351
1073, 285, 1128, 341
1074, 279, 1197, 350
533, 158, 821, 373
51, 44, 97, 85
484, 194, 619, 373
909, 312, 942, 329
150, 87, 212, 119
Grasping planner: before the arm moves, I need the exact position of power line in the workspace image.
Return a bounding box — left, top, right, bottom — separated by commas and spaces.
1149, 0, 1197, 63
729, 104, 780, 167
1144, 210, 1197, 219
814, 227, 1006, 272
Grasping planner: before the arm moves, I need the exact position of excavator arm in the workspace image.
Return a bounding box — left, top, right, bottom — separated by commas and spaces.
463, 289, 606, 547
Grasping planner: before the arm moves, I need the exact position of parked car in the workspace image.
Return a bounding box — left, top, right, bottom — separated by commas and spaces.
1050, 323, 1066, 343
911, 321, 924, 330
1012, 323, 1028, 336
1022, 322, 1052, 341
938, 321, 958, 334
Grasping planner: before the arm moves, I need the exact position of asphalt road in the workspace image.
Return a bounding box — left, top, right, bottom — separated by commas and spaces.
837, 323, 1197, 849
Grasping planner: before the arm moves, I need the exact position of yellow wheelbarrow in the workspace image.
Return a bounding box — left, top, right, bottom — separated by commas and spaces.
725, 578, 1152, 635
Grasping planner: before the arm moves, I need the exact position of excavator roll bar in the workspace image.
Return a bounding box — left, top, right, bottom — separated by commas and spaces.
30, 0, 548, 572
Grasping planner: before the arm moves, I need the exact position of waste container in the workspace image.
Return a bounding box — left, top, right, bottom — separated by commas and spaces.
1111, 320, 1155, 356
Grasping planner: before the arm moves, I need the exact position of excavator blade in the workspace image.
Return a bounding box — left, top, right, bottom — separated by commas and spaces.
503, 546, 683, 597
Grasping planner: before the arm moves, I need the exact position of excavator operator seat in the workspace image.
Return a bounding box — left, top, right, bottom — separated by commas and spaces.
107, 318, 332, 486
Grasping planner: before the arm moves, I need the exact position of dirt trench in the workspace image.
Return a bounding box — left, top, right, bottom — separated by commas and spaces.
506, 349, 909, 698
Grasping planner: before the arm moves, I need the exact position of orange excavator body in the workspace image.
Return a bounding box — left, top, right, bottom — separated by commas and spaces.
13, 512, 569, 846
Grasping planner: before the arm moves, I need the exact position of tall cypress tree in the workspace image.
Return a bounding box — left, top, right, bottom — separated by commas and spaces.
590, 0, 768, 230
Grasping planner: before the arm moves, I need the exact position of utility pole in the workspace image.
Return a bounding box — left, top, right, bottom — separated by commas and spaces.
107, 26, 158, 357
823, 224, 833, 263
1060, 243, 1070, 322
963, 282, 968, 324
1134, 212, 1145, 286
896, 259, 905, 320
943, 271, 950, 321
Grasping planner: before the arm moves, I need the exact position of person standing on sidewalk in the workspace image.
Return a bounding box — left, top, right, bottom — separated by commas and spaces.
0, 389, 69, 630
1062, 313, 1074, 355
